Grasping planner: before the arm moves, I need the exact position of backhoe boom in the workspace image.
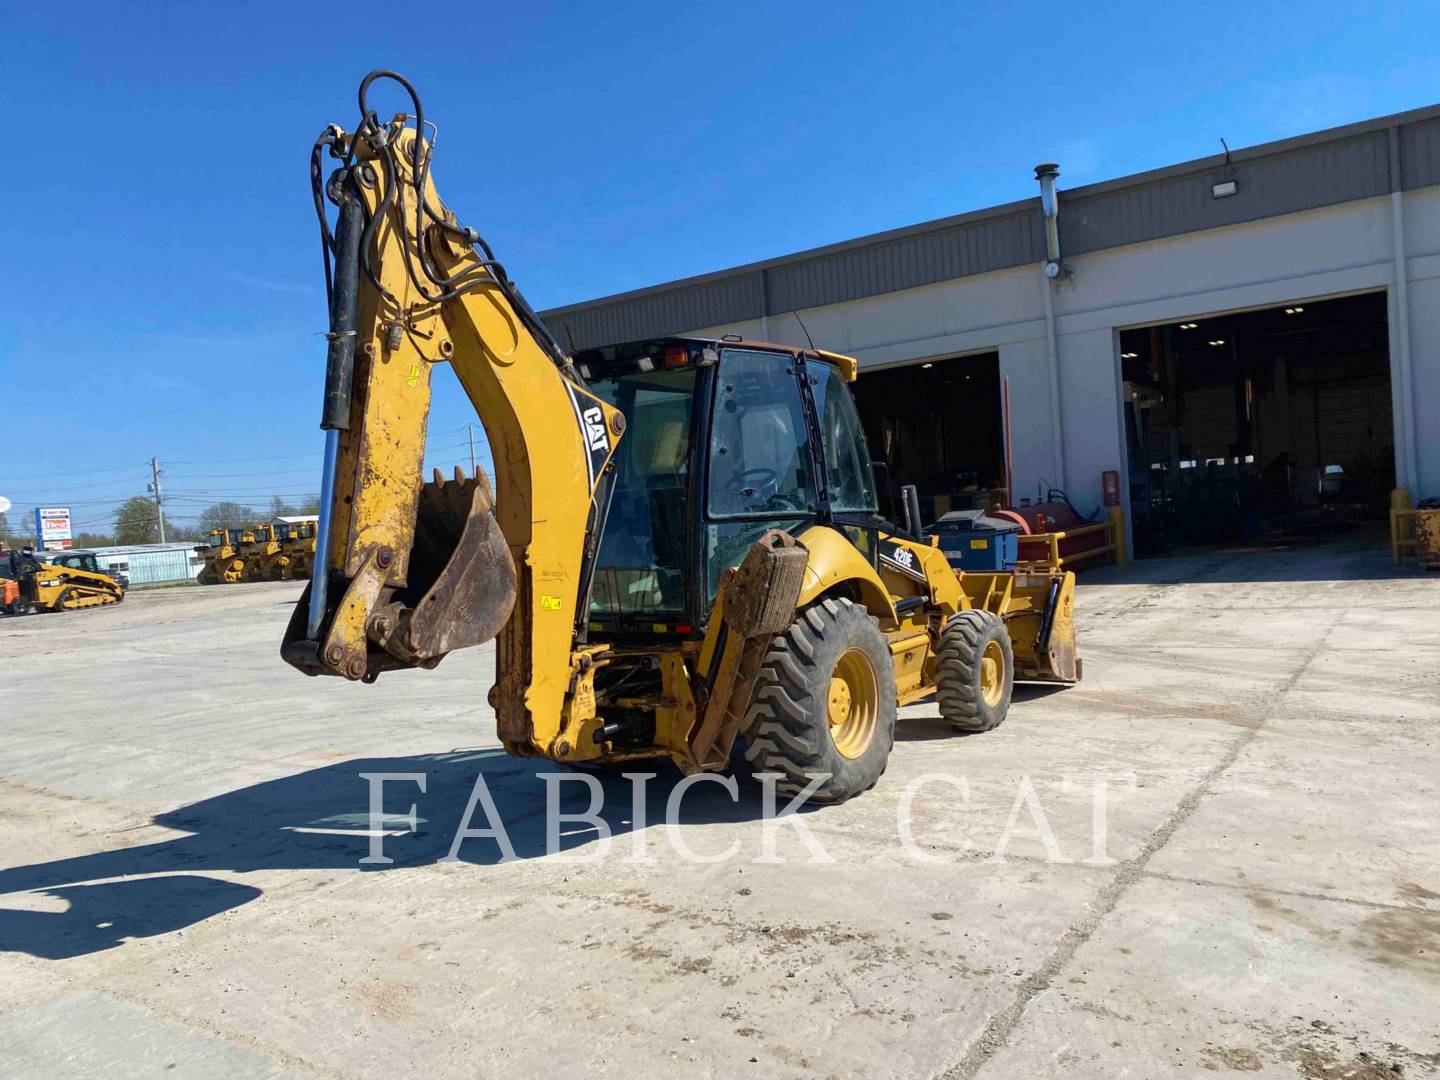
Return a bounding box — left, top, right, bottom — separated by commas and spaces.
283, 71, 623, 757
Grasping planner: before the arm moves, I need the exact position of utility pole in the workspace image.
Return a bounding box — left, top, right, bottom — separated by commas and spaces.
467, 424, 476, 476
148, 456, 166, 543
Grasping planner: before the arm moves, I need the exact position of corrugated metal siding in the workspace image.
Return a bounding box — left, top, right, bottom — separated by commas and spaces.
542, 108, 1440, 350
765, 211, 1041, 313
547, 272, 763, 351
97, 548, 199, 585
1063, 132, 1390, 256
1401, 116, 1440, 190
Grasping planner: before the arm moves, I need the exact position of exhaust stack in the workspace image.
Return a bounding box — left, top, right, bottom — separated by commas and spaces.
1035, 162, 1063, 278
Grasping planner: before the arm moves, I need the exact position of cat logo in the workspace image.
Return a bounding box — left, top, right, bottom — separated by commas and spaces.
582, 406, 609, 452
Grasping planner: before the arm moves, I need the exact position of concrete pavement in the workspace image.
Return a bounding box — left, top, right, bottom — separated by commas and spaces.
0, 539, 1436, 1078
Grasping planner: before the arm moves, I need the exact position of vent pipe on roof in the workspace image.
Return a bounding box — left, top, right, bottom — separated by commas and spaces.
1034, 161, 1066, 490
1035, 162, 1063, 278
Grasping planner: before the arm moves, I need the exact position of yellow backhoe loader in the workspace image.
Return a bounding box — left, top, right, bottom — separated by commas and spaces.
283, 72, 1079, 802
3, 549, 124, 615
196, 528, 252, 584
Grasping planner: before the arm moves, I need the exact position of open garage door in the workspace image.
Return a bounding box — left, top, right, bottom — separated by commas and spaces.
1120, 292, 1393, 556
852, 352, 1004, 524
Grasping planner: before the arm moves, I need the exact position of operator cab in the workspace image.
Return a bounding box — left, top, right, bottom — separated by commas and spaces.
40, 550, 103, 575
577, 337, 878, 638
205, 529, 247, 549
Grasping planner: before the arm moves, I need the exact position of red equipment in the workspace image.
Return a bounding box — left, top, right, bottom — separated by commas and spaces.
992, 498, 1112, 567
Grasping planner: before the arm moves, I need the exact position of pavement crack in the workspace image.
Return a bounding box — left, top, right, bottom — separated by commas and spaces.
1138, 869, 1435, 914
934, 608, 1337, 1080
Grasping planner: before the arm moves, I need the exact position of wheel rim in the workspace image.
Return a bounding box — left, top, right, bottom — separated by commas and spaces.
827, 647, 879, 759
980, 639, 1005, 707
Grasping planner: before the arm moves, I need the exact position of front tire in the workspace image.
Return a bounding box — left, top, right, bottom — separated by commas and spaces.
741, 597, 897, 804
934, 609, 1013, 732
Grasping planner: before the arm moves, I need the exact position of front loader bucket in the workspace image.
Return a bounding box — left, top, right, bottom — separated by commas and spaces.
962, 569, 1081, 685
282, 465, 517, 679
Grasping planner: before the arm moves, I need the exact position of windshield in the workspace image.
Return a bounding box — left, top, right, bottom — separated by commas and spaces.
588, 368, 696, 617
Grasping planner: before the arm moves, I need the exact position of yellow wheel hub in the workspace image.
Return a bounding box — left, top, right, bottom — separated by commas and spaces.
827, 648, 879, 759
980, 639, 1005, 707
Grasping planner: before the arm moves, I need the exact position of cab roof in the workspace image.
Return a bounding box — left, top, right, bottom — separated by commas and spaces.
573, 336, 858, 382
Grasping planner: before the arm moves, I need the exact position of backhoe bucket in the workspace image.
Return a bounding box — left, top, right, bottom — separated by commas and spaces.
393, 466, 518, 659
282, 466, 517, 678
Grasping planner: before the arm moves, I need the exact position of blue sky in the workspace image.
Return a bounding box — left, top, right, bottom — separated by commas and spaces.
2, 1, 1437, 535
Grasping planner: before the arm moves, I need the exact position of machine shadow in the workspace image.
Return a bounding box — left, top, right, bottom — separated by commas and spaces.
0, 750, 787, 960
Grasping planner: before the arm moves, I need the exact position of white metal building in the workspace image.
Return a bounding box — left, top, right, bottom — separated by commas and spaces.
542, 104, 1440, 554
84, 543, 204, 585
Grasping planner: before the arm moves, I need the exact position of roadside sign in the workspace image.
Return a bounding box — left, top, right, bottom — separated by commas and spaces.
36, 506, 73, 550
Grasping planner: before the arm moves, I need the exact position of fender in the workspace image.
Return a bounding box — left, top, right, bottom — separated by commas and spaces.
795, 525, 898, 627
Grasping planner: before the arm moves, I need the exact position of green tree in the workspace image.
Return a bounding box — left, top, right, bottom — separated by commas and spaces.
268, 494, 320, 517
73, 531, 115, 548
113, 496, 176, 545
198, 501, 256, 533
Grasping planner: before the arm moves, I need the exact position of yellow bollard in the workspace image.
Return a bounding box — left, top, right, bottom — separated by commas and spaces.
1108, 504, 1129, 566
1391, 488, 1413, 564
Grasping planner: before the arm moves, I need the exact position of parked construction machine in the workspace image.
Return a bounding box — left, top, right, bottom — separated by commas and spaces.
242, 525, 286, 580
196, 528, 252, 584
272, 520, 318, 580
2, 549, 124, 615
283, 72, 1079, 801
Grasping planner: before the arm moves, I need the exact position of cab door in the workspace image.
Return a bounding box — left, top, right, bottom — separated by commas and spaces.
804, 358, 880, 558
700, 348, 821, 610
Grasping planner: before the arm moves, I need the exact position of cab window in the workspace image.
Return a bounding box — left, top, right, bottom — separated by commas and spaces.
707, 350, 816, 519
807, 359, 877, 514
588, 368, 697, 616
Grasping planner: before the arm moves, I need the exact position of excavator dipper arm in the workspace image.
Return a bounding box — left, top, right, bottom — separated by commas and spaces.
282, 71, 624, 757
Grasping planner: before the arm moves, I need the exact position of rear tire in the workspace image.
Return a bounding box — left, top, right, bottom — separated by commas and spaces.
934, 609, 1013, 732
741, 597, 896, 804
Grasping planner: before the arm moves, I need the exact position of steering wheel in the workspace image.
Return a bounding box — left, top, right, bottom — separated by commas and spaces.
726, 466, 781, 500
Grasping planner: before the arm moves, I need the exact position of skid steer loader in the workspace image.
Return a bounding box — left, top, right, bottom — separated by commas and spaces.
283, 72, 1080, 802
3, 549, 124, 615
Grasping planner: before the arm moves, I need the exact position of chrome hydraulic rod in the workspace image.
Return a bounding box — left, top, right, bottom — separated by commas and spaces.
306, 427, 341, 640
